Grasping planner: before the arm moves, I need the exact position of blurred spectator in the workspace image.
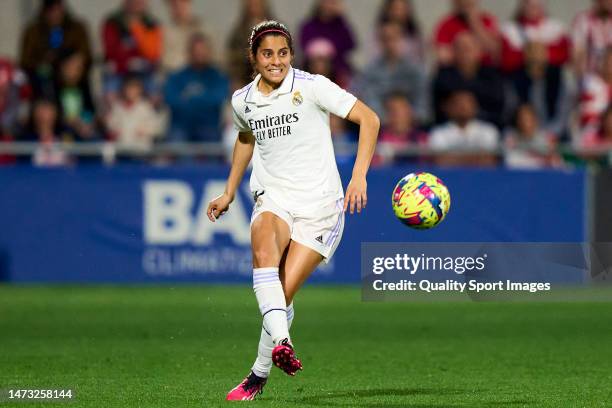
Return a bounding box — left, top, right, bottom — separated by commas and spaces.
102, 0, 162, 101
300, 0, 356, 86
105, 76, 161, 152
162, 0, 208, 73
330, 115, 356, 165
0, 59, 28, 165
353, 22, 426, 121
164, 33, 229, 142
24, 99, 71, 166
504, 104, 560, 169
500, 0, 569, 73
0, 59, 29, 138
375, 0, 424, 63
52, 49, 98, 142
432, 32, 504, 126
430, 90, 499, 167
582, 105, 612, 148
433, 0, 501, 66
330, 114, 354, 142
19, 0, 91, 98
571, 0, 612, 76
227, 0, 275, 89
577, 47, 612, 138
375, 92, 428, 165
22, 98, 62, 140
507, 41, 572, 137
303, 39, 339, 85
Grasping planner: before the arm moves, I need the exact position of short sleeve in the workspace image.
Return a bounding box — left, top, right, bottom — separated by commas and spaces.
231, 100, 251, 133
312, 75, 357, 118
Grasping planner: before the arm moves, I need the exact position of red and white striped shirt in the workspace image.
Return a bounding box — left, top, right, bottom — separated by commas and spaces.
577, 73, 612, 134
572, 9, 612, 72
501, 16, 569, 72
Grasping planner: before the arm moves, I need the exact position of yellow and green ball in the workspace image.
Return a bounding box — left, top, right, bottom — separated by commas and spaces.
391, 172, 451, 229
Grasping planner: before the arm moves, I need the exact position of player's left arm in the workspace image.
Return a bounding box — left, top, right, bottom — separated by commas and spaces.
344, 100, 380, 214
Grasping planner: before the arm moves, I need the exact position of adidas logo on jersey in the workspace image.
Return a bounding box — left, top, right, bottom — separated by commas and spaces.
245, 106, 251, 113
315, 235, 324, 244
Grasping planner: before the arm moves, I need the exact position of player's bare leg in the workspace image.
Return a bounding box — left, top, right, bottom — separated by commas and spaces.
251, 212, 291, 268
280, 241, 324, 305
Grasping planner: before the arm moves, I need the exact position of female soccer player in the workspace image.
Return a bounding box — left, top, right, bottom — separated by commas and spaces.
207, 20, 379, 401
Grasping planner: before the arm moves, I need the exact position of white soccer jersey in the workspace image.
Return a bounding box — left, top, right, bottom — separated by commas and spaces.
231, 67, 357, 214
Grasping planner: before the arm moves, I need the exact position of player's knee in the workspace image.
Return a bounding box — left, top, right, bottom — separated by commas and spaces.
252, 247, 280, 268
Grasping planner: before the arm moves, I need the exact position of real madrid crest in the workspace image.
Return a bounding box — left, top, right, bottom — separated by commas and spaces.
292, 91, 303, 106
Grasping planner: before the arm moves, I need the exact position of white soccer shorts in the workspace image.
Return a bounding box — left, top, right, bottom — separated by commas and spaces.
250, 192, 344, 263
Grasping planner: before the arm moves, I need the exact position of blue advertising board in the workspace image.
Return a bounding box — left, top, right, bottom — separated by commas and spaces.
0, 165, 586, 283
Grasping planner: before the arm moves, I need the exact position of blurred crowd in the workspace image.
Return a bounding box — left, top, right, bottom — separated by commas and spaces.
1, 0, 612, 168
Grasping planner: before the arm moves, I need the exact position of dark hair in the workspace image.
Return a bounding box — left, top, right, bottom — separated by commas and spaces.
512, 103, 537, 127
248, 20, 293, 56
377, 0, 420, 37
446, 87, 474, 100
121, 75, 144, 92
42, 0, 63, 12
54, 48, 86, 76
38, 0, 73, 25
384, 91, 411, 105
188, 32, 210, 48
444, 88, 478, 110
53, 48, 87, 90
22, 97, 62, 141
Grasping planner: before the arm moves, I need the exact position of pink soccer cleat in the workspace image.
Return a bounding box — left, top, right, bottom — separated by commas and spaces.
272, 338, 303, 376
226, 372, 267, 401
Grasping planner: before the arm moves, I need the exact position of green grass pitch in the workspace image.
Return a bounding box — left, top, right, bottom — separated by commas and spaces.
1, 285, 611, 407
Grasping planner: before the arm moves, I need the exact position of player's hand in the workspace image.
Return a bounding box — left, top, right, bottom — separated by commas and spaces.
344, 176, 367, 215
207, 193, 233, 222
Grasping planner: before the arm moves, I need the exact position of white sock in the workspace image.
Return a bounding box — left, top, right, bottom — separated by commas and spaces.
252, 303, 294, 378
253, 267, 289, 344
287, 302, 294, 327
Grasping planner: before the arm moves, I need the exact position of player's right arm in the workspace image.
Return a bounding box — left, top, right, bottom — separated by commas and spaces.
207, 131, 255, 222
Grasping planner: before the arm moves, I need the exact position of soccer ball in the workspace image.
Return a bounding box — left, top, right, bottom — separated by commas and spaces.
391, 172, 451, 229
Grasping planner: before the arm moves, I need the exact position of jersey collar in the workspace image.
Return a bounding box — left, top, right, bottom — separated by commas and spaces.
245, 67, 295, 106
